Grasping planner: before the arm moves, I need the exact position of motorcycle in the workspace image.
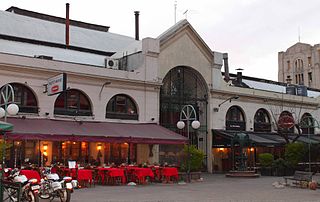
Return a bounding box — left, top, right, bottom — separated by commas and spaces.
39, 167, 73, 202
3, 168, 40, 202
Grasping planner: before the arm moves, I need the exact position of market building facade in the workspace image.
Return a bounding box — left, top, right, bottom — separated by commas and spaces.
1, 6, 320, 173
0, 6, 186, 169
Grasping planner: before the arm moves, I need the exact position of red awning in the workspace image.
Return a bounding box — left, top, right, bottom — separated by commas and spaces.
4, 118, 187, 144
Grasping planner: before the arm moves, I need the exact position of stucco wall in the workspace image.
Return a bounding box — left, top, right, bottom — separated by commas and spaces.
158, 31, 212, 85
0, 53, 160, 123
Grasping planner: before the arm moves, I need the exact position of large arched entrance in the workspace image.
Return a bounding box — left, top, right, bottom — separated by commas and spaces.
160, 66, 208, 167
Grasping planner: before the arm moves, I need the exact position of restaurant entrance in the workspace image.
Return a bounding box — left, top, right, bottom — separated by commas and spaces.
6, 140, 137, 168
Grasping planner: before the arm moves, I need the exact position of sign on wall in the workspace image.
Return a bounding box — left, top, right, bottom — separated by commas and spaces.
47, 73, 67, 96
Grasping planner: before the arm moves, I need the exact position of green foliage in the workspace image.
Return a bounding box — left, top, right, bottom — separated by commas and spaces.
0, 141, 11, 162
258, 153, 274, 167
272, 158, 289, 169
285, 142, 306, 167
180, 145, 205, 172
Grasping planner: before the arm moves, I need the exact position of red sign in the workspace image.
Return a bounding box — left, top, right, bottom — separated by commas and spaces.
47, 73, 67, 96
51, 85, 59, 93
278, 115, 295, 129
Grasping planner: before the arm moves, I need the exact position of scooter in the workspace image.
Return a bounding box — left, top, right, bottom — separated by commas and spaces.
3, 168, 40, 202
39, 167, 73, 202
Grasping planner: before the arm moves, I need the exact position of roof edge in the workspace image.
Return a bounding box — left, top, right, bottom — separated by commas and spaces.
6, 6, 110, 33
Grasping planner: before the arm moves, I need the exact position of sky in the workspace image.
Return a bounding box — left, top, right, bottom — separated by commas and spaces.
1, 0, 320, 81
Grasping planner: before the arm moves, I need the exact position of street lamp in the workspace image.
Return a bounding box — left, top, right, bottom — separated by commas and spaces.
177, 105, 200, 183
218, 96, 239, 107
0, 84, 19, 176
300, 116, 320, 172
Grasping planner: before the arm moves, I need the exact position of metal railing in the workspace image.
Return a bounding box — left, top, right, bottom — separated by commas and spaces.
0, 179, 22, 202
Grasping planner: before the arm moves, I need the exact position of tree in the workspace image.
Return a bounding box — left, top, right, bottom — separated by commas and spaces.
180, 145, 205, 172
285, 142, 306, 167
0, 141, 11, 165
267, 98, 306, 144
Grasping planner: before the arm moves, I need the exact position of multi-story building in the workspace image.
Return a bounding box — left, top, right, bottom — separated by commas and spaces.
278, 42, 320, 88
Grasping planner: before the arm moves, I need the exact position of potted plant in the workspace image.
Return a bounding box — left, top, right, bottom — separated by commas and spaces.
285, 142, 306, 175
180, 145, 205, 181
258, 153, 274, 176
272, 158, 289, 176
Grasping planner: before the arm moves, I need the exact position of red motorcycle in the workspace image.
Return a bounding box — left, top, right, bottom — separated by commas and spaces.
3, 168, 40, 202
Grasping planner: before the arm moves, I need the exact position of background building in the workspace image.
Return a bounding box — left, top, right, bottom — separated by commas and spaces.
278, 42, 320, 88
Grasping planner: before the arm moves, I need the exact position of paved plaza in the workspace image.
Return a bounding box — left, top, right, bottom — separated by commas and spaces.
45, 173, 320, 202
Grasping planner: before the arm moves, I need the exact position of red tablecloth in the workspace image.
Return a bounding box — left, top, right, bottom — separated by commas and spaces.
161, 167, 179, 181
96, 168, 109, 184
61, 168, 77, 178
20, 170, 41, 182
97, 168, 126, 184
125, 167, 154, 184
77, 169, 92, 180
77, 169, 93, 185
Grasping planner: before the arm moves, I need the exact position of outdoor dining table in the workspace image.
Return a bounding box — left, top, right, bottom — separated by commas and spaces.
126, 167, 154, 184
77, 169, 94, 187
96, 167, 126, 185
60, 168, 77, 178
161, 167, 179, 182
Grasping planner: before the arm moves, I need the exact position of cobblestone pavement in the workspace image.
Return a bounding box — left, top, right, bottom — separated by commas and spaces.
45, 173, 320, 202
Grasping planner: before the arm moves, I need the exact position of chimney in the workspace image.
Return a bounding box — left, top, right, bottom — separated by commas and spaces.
65, 3, 70, 47
236, 68, 244, 84
223, 53, 230, 82
134, 11, 140, 40
286, 75, 292, 85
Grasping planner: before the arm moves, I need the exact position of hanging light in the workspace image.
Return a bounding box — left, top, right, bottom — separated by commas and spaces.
177, 121, 185, 129
7, 104, 19, 115
43, 144, 48, 151
97, 143, 102, 151
191, 120, 200, 129
0, 108, 5, 118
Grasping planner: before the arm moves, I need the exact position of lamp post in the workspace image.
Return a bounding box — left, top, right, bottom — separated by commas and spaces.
0, 84, 19, 176
177, 105, 200, 183
300, 116, 320, 172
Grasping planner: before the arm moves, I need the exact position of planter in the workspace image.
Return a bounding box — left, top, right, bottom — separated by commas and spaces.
260, 167, 273, 176
273, 168, 285, 176
178, 171, 202, 182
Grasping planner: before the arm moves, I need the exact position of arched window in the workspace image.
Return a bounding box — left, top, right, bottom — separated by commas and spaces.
160, 66, 208, 131
254, 108, 271, 132
106, 94, 138, 120
300, 113, 314, 134
294, 59, 304, 84
226, 106, 246, 131
54, 89, 92, 116
0, 83, 38, 113
278, 111, 294, 133
295, 59, 304, 71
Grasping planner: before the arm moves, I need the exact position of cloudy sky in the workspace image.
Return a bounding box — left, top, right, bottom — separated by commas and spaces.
1, 0, 320, 81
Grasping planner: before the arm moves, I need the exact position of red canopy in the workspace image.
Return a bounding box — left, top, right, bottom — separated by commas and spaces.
5, 118, 187, 144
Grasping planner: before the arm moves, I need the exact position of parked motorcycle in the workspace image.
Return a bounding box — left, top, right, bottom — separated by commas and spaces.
3, 168, 40, 202
39, 167, 73, 202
